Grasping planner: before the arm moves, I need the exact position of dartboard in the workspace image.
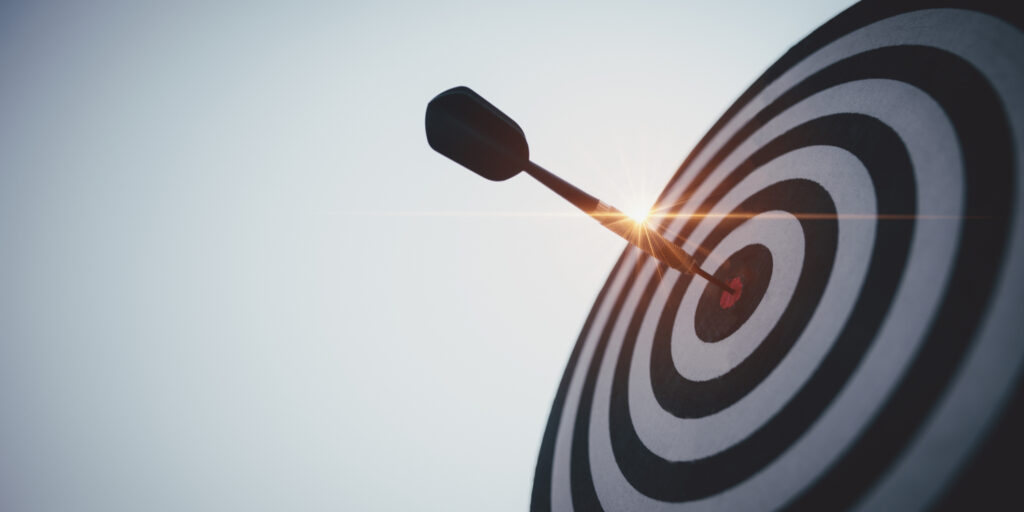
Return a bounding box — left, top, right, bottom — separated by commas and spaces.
531, 2, 1024, 510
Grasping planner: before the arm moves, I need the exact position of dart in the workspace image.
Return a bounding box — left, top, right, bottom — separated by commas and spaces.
424, 86, 735, 294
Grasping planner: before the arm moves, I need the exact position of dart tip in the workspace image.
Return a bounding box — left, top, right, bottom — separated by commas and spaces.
695, 267, 736, 295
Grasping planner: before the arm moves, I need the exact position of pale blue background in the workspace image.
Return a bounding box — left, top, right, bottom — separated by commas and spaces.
0, 1, 852, 510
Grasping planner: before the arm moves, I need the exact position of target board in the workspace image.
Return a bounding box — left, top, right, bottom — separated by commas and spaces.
531, 2, 1024, 510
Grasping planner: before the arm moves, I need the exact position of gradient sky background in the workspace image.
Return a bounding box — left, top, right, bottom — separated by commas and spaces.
0, 1, 853, 510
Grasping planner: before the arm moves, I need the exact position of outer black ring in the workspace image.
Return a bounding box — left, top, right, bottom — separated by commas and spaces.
531, 2, 1019, 510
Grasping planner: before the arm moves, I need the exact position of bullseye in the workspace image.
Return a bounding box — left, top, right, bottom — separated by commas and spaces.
720, 277, 743, 309
694, 244, 773, 343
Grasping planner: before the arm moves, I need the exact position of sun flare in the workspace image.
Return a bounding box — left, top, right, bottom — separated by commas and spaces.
626, 206, 651, 224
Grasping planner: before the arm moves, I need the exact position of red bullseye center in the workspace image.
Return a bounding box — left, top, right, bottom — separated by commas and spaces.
719, 276, 744, 309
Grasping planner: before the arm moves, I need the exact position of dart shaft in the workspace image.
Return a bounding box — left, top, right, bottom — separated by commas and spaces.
591, 200, 695, 270
594, 201, 736, 293
523, 161, 734, 294
522, 160, 601, 213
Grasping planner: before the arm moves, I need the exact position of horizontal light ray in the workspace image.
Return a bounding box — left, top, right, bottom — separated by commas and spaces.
326, 210, 988, 220
645, 213, 988, 220
324, 210, 588, 217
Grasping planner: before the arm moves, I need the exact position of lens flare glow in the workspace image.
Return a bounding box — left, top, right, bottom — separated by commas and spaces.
626, 206, 651, 224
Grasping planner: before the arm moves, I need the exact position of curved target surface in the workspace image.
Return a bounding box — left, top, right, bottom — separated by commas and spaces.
532, 2, 1024, 511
